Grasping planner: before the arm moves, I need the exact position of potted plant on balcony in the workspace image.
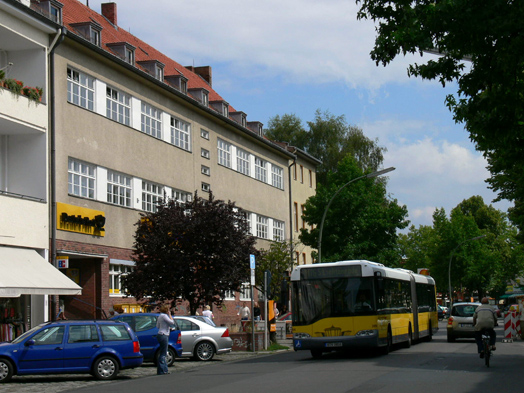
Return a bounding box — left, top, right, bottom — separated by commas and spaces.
0, 70, 5, 86
3, 78, 23, 95
22, 86, 43, 102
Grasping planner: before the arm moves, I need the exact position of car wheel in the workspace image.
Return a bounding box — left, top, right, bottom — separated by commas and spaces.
93, 356, 119, 380
311, 349, 323, 359
447, 333, 455, 343
155, 347, 176, 367
194, 341, 215, 361
0, 358, 14, 383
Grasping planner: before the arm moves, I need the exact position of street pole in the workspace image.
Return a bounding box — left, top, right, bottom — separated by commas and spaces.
448, 235, 486, 308
317, 167, 395, 263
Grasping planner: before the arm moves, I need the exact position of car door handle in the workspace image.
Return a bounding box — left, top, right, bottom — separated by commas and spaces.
55, 347, 63, 350
92, 345, 100, 348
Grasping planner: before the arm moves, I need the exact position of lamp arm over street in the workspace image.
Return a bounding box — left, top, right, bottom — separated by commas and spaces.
448, 234, 486, 308
316, 167, 395, 263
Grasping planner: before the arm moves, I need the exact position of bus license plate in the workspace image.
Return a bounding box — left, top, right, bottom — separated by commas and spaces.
326, 342, 343, 348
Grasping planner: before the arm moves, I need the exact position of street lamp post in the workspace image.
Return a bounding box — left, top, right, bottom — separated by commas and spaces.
448, 235, 486, 308
317, 167, 395, 263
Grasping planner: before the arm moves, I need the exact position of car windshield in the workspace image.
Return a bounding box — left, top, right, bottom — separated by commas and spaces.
10, 324, 44, 344
452, 304, 478, 317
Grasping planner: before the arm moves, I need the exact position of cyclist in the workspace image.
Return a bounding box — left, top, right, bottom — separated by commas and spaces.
473, 297, 497, 358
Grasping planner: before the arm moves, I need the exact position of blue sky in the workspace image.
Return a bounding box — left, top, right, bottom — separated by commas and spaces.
87, 0, 512, 228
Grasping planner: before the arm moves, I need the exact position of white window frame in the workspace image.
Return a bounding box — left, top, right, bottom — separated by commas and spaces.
271, 165, 283, 189
109, 263, 134, 296
200, 129, 209, 140
201, 165, 210, 176
273, 220, 285, 241
106, 86, 131, 126
256, 215, 269, 239
68, 158, 96, 199
217, 138, 231, 168
236, 148, 250, 176
142, 180, 163, 212
141, 102, 162, 139
239, 283, 251, 301
201, 148, 210, 159
201, 182, 210, 192
67, 67, 95, 111
255, 157, 267, 183
170, 117, 191, 151
224, 290, 236, 300
172, 189, 192, 203
107, 170, 132, 207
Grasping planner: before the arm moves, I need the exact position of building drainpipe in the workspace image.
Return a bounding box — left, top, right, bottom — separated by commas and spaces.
287, 157, 296, 313
49, 27, 66, 321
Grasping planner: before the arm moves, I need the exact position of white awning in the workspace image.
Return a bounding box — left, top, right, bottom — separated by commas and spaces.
0, 247, 82, 297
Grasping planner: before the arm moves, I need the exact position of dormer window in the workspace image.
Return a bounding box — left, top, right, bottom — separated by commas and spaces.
34, 0, 63, 24
210, 100, 229, 117
107, 42, 136, 65
230, 111, 247, 127
165, 74, 188, 94
137, 60, 165, 81
247, 121, 264, 137
188, 88, 210, 107
70, 22, 103, 47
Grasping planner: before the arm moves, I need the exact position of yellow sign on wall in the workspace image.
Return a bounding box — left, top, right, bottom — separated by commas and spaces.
57, 202, 106, 236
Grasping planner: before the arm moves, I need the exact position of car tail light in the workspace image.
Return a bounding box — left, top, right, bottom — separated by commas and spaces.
447, 317, 454, 326
221, 328, 230, 338
176, 333, 182, 345
133, 340, 140, 353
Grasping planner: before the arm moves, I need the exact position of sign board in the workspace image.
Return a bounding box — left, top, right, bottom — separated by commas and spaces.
57, 256, 69, 269
250, 254, 255, 270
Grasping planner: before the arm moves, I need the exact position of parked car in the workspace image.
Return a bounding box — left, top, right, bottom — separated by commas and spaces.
110, 313, 182, 367
174, 316, 232, 361
0, 320, 142, 383
447, 302, 481, 342
186, 315, 216, 326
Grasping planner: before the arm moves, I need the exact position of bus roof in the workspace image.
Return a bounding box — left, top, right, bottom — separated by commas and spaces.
291, 260, 435, 285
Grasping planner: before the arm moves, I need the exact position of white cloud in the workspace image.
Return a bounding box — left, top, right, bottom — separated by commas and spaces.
104, 0, 418, 89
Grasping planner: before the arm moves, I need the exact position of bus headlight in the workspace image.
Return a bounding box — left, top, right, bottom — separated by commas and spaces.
356, 330, 376, 336
293, 332, 311, 339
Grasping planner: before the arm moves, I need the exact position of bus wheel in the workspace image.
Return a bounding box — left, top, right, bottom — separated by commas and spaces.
381, 329, 392, 355
404, 325, 412, 348
425, 322, 433, 342
311, 349, 322, 359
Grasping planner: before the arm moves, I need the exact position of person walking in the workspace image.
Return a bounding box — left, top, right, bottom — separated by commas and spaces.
202, 305, 214, 320
156, 304, 175, 375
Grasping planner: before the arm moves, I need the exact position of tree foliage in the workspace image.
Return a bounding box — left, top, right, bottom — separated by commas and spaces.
299, 155, 409, 265
399, 196, 524, 299
265, 110, 386, 184
356, 0, 524, 239
254, 240, 294, 302
122, 192, 257, 314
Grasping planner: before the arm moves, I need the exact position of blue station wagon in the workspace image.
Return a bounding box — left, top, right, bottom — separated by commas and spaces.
0, 320, 143, 383
111, 313, 182, 366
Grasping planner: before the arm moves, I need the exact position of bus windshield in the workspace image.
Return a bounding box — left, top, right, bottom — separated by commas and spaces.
292, 277, 375, 325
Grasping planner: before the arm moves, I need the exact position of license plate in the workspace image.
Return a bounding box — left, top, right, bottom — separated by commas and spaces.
460, 323, 472, 328
326, 342, 343, 348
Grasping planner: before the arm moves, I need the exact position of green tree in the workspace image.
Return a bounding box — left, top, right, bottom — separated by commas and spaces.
299, 155, 409, 265
266, 110, 386, 184
255, 241, 294, 302
122, 192, 257, 315
356, 0, 524, 239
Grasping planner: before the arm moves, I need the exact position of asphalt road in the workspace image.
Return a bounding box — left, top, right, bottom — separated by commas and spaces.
4, 320, 524, 393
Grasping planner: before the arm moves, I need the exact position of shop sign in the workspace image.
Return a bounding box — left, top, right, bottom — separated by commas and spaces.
57, 256, 69, 268
57, 202, 106, 236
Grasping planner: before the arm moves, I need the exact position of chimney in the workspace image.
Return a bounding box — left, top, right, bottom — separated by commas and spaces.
101, 3, 117, 25
185, 65, 212, 87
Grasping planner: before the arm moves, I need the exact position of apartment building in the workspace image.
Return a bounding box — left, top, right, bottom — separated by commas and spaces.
1, 0, 319, 332
0, 0, 81, 339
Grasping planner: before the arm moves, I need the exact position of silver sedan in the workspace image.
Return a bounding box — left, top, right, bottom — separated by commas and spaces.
174, 316, 233, 361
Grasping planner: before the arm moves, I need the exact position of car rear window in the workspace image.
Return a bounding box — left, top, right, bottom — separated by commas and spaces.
452, 305, 477, 317
100, 324, 132, 341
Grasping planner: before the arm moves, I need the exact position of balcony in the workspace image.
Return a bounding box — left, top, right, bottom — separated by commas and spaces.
0, 87, 47, 134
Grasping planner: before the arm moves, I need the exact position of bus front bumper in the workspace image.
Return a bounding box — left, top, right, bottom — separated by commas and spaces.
293, 330, 381, 351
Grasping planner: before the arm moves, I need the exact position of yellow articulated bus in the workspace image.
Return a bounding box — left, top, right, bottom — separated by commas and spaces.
291, 260, 438, 358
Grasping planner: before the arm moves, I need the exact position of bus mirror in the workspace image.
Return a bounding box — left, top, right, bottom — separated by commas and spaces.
375, 271, 384, 290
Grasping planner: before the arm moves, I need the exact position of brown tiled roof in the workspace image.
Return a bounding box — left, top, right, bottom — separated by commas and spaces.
60, 0, 234, 111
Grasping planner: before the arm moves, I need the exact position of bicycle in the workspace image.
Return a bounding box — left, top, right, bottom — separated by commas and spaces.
481, 330, 492, 367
